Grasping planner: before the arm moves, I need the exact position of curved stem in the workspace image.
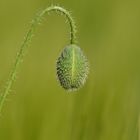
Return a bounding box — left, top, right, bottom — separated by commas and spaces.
0, 6, 77, 113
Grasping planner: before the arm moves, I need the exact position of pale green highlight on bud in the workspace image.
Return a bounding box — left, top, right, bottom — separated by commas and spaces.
56, 44, 89, 91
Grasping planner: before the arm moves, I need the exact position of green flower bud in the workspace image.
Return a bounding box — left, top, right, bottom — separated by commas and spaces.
56, 44, 89, 91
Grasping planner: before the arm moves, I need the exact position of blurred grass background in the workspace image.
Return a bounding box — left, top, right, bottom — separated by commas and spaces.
0, 0, 140, 140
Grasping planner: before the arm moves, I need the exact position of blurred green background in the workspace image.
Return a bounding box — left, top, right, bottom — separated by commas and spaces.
0, 0, 140, 140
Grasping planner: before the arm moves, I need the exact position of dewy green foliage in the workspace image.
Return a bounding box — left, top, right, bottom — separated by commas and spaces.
0, 5, 89, 113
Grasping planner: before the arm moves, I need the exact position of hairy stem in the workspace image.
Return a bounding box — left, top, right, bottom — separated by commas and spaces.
0, 5, 77, 113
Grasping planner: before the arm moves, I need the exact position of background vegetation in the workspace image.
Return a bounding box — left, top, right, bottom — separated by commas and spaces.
0, 0, 140, 140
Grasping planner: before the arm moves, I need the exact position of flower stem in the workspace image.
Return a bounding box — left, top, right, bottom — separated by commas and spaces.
0, 5, 77, 113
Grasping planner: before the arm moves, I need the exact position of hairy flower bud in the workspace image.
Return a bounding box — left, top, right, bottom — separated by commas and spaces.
56, 44, 89, 91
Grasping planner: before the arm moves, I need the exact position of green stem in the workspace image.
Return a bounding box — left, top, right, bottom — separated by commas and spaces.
0, 5, 77, 113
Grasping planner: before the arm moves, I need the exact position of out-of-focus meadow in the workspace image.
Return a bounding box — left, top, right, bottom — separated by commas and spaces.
0, 0, 140, 140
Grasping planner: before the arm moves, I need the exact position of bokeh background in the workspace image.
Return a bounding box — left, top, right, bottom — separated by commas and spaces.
0, 0, 140, 140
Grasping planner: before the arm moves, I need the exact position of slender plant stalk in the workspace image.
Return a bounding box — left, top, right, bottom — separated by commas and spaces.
0, 5, 77, 113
